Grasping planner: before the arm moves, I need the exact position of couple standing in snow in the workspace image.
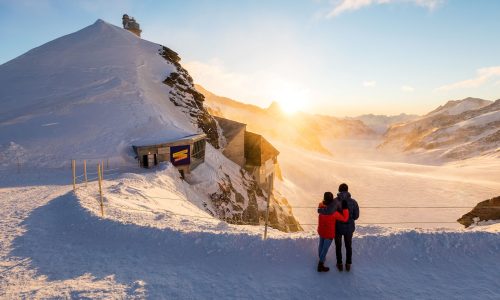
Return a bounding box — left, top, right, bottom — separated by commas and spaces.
317, 183, 360, 273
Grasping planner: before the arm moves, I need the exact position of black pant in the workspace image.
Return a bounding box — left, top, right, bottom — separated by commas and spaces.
335, 232, 353, 265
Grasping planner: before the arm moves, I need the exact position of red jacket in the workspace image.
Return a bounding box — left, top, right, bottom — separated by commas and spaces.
317, 203, 349, 239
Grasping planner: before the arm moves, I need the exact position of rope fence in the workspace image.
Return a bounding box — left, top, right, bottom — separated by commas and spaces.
61, 158, 500, 232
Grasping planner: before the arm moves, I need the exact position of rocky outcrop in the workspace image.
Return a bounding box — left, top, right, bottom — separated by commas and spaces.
457, 196, 500, 227
158, 48, 302, 232
263, 192, 303, 232
209, 171, 302, 232
159, 46, 220, 148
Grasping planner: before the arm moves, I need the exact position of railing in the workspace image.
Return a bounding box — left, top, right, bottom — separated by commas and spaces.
2, 161, 497, 234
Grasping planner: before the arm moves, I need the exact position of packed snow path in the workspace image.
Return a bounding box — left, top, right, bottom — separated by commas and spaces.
1, 171, 499, 299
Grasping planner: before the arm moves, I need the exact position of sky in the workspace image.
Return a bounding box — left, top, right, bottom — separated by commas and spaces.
1, 0, 500, 117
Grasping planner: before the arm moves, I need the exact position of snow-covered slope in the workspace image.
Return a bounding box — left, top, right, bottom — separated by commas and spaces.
0, 20, 299, 231
427, 97, 492, 117
1, 170, 499, 298
0, 20, 196, 165
380, 97, 500, 161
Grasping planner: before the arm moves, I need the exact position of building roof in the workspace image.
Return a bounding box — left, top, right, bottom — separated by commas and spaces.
244, 131, 279, 166
133, 133, 206, 151
214, 116, 246, 143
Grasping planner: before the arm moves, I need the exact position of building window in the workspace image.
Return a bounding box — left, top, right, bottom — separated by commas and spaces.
192, 139, 206, 160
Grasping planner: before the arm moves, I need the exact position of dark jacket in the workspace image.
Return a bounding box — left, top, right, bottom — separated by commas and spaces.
335, 192, 359, 235
317, 198, 340, 215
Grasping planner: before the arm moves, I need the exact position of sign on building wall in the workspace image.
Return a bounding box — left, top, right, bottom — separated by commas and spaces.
170, 145, 190, 166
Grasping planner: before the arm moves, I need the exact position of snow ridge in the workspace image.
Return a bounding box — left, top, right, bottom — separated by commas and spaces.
380, 97, 500, 161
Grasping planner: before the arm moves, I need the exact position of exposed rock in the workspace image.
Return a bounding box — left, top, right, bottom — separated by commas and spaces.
158, 46, 220, 148
209, 172, 302, 232
158, 48, 302, 232
262, 192, 303, 232
457, 196, 500, 227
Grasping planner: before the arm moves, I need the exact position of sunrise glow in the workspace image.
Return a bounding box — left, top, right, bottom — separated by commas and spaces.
271, 86, 309, 114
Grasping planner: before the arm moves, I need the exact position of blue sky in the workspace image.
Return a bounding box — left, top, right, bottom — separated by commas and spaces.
1, 0, 499, 116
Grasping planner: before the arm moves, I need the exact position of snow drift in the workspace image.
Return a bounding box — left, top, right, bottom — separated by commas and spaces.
1, 173, 498, 298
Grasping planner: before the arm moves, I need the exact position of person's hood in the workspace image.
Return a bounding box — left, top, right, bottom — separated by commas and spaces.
337, 191, 351, 200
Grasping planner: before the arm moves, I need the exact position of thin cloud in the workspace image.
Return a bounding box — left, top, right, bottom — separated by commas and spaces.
363, 80, 377, 87
327, 0, 443, 18
436, 66, 500, 91
401, 85, 415, 92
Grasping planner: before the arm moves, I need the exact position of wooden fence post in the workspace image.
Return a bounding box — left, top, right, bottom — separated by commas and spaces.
72, 159, 76, 192
263, 175, 274, 240
98, 164, 104, 217
101, 160, 104, 180
83, 160, 87, 185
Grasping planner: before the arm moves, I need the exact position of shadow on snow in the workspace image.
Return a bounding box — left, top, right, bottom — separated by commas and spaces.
10, 192, 500, 298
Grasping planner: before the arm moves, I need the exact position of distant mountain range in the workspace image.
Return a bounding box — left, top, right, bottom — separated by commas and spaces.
352, 113, 419, 134
380, 97, 500, 160
198, 85, 499, 161
196, 84, 375, 154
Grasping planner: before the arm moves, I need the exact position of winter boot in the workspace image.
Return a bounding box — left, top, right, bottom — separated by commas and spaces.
336, 264, 344, 272
345, 264, 351, 272
317, 262, 330, 272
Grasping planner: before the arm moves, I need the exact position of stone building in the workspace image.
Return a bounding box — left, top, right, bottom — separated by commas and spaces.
214, 116, 246, 166
244, 132, 279, 192
132, 133, 206, 177
216, 117, 279, 192
122, 14, 142, 37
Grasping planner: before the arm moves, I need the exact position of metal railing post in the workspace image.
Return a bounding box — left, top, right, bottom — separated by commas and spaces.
263, 175, 274, 240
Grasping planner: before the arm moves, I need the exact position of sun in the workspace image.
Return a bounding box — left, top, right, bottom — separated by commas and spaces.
271, 88, 308, 114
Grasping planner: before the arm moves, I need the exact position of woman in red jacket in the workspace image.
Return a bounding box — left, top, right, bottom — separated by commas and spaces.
317, 192, 349, 272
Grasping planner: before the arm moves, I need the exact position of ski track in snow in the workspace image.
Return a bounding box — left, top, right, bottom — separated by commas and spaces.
1, 170, 499, 299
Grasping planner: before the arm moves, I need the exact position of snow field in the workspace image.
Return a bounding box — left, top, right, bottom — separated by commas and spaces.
1, 168, 499, 298
274, 139, 500, 229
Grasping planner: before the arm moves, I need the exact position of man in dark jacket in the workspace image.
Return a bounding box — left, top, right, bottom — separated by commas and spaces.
334, 183, 359, 272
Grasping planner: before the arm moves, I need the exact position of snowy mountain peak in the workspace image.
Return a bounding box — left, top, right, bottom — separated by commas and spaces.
266, 101, 284, 115
353, 113, 419, 134
427, 97, 492, 117
0, 18, 217, 165
380, 97, 500, 161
